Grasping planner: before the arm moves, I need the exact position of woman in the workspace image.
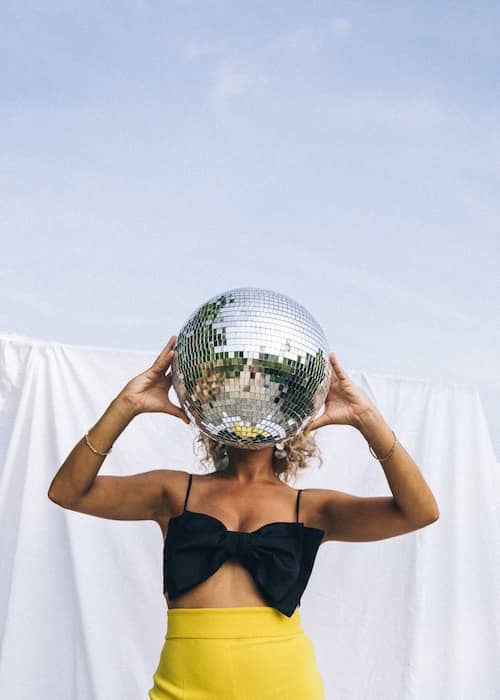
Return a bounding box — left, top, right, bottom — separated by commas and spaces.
48, 335, 440, 699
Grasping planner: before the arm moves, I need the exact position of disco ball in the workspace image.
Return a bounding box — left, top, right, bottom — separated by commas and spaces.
171, 287, 332, 449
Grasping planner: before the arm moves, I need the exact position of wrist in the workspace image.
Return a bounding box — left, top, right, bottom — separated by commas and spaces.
112, 393, 141, 420
351, 405, 385, 436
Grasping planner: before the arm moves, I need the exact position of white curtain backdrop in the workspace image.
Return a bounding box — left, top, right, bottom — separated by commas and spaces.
1, 331, 499, 700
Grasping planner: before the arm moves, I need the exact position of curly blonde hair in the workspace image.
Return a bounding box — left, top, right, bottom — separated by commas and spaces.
192, 430, 323, 485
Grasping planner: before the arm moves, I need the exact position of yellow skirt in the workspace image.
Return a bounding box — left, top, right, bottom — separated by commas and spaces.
147, 606, 325, 699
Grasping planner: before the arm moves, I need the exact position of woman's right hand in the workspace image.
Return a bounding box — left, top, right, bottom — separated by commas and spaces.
117, 336, 190, 423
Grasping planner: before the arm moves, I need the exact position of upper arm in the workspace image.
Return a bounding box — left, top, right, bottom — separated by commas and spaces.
48, 469, 183, 522
319, 489, 439, 542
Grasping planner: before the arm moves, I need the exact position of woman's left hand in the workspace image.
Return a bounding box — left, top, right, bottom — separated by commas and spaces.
304, 352, 376, 435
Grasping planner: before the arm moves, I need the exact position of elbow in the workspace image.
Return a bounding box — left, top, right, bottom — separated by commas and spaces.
47, 488, 68, 507
421, 495, 440, 525
395, 497, 440, 526
422, 507, 440, 525
48, 478, 58, 502
409, 504, 440, 528
48, 489, 61, 504
429, 498, 440, 522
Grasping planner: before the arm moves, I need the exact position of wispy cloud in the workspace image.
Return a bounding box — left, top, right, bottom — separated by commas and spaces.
210, 60, 268, 104
266, 19, 351, 58
269, 27, 321, 56
324, 94, 448, 131
182, 39, 226, 59
0, 286, 62, 317
330, 17, 352, 37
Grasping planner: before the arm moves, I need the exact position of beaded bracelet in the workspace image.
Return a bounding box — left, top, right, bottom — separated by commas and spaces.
368, 429, 398, 462
84, 431, 113, 457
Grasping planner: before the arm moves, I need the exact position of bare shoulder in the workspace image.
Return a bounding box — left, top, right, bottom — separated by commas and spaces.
154, 469, 193, 521
296, 487, 330, 533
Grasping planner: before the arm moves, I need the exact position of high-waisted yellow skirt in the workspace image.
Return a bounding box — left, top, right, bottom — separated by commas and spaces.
147, 606, 325, 699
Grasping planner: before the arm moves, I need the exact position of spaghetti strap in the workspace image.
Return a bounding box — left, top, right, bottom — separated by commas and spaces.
183, 473, 193, 512
295, 489, 302, 523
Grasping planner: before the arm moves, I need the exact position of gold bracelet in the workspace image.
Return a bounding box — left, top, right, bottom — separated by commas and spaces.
368, 429, 398, 462
84, 431, 113, 457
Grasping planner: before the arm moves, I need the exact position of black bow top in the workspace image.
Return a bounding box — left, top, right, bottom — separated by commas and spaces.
163, 473, 325, 617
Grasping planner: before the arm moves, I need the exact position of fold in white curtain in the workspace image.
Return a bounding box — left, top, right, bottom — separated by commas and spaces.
0, 332, 498, 699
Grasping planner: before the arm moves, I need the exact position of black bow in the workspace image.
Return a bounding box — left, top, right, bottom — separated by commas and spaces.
167, 512, 305, 616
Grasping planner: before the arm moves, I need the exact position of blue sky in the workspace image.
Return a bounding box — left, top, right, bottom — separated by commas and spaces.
1, 1, 499, 458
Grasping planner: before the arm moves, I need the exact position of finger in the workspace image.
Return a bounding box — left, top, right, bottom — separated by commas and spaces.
150, 337, 177, 373
304, 412, 331, 435
175, 409, 191, 425
152, 348, 174, 375
168, 403, 190, 424
151, 337, 175, 368
162, 372, 189, 423
329, 351, 348, 381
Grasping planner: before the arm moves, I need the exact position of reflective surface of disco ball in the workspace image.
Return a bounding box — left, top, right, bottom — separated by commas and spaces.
171, 287, 332, 449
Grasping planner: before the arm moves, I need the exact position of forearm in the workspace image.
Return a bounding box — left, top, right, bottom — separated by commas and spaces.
48, 394, 138, 505
352, 407, 440, 523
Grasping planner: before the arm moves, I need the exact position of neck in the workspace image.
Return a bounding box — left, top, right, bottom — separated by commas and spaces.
222, 445, 279, 484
